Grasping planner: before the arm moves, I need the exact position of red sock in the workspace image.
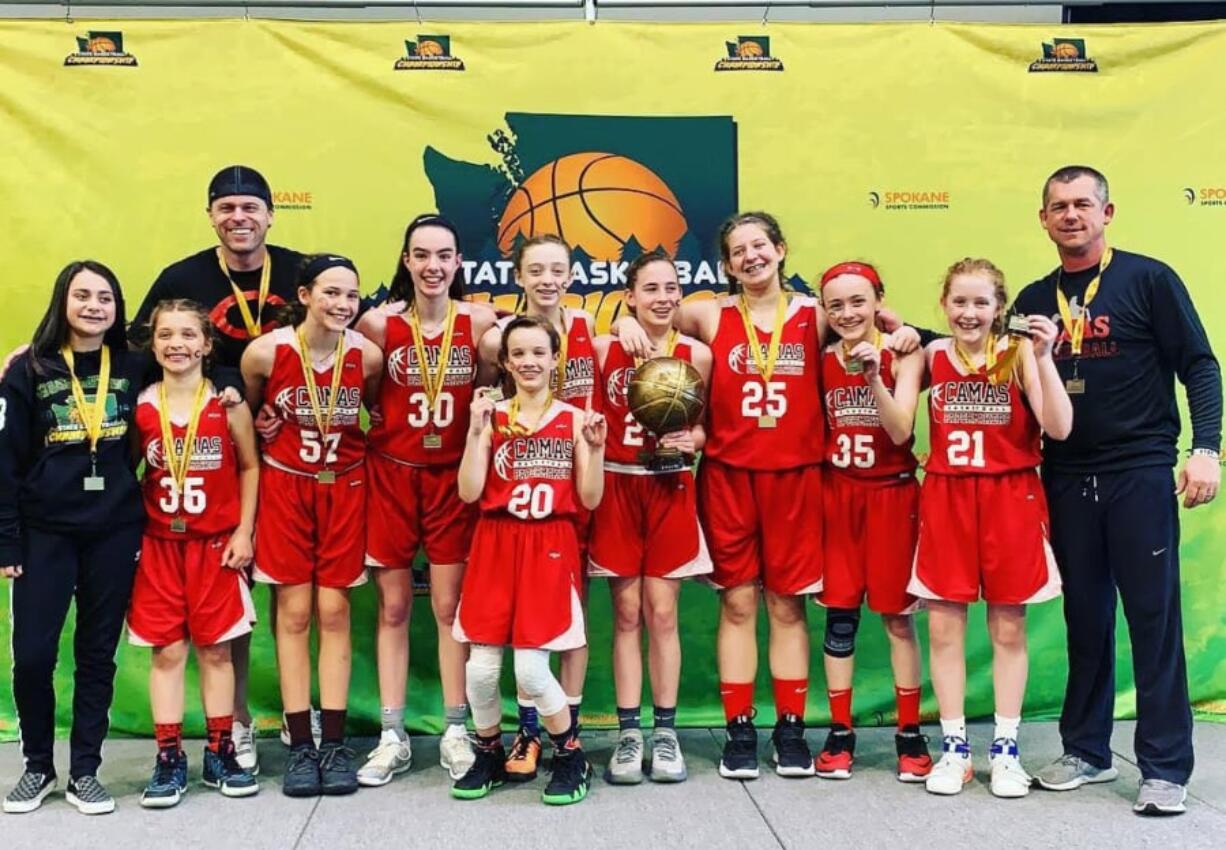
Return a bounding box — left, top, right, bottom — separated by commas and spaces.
719, 681, 755, 722
154, 722, 183, 754
827, 688, 853, 728
895, 686, 921, 729
772, 678, 808, 720
206, 714, 234, 753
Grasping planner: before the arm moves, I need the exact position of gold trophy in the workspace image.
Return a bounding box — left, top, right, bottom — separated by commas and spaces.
627, 357, 706, 473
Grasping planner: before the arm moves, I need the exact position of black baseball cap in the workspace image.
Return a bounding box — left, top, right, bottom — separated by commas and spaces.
207, 165, 273, 209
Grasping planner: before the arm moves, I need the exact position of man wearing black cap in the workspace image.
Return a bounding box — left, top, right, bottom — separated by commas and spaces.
132, 165, 306, 775
132, 165, 305, 368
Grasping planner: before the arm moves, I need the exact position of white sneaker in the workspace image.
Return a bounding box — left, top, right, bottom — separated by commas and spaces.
925, 736, 973, 796
439, 724, 475, 780
357, 729, 413, 787
605, 728, 645, 785
232, 720, 259, 775
649, 728, 687, 783
280, 708, 322, 747
989, 738, 1031, 798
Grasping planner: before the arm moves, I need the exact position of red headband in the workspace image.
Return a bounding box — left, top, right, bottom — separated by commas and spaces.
819, 261, 884, 294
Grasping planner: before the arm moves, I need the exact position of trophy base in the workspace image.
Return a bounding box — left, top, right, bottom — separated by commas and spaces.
648, 449, 690, 474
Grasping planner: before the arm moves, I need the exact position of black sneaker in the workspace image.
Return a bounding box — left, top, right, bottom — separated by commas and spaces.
815, 725, 856, 779
771, 714, 815, 777
3, 770, 57, 814
895, 725, 934, 783
282, 743, 322, 798
318, 741, 358, 796
66, 775, 115, 815
451, 744, 508, 800
140, 749, 188, 809
718, 714, 760, 780
203, 740, 260, 798
542, 745, 592, 806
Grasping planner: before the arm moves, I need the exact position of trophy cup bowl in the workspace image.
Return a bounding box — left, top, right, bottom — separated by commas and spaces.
627, 357, 707, 473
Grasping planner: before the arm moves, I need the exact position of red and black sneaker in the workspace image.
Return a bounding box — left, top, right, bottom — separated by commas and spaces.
815, 724, 855, 779
895, 725, 933, 783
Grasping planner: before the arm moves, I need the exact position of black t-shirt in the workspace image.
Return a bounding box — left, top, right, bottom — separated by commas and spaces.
132, 245, 305, 369
1014, 249, 1222, 474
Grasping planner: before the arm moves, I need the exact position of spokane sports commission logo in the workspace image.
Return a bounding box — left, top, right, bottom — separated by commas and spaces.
868, 189, 952, 211
393, 113, 806, 333
1028, 38, 1098, 73
64, 31, 137, 66
715, 36, 784, 72
1184, 186, 1226, 208
395, 35, 465, 71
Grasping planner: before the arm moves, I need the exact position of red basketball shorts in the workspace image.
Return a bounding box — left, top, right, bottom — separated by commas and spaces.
453, 515, 585, 651
588, 468, 712, 580
909, 469, 1061, 605
128, 532, 255, 647
819, 471, 919, 615
365, 452, 476, 569
252, 462, 367, 589
697, 459, 823, 595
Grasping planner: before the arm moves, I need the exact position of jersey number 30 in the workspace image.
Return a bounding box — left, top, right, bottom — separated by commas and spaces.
508, 482, 554, 520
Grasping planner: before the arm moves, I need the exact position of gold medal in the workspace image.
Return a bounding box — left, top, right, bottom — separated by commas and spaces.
297, 327, 346, 480
159, 379, 209, 529
841, 329, 880, 375
216, 248, 271, 337
1066, 378, 1086, 395
62, 345, 112, 491
408, 299, 458, 440
758, 415, 777, 428
1056, 247, 1113, 356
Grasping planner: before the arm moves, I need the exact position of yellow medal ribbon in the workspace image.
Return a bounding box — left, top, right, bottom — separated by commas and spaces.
1056, 247, 1113, 356
737, 292, 788, 382
61, 344, 111, 457
296, 327, 346, 448
954, 334, 999, 379
408, 299, 457, 424
634, 328, 680, 367
216, 248, 271, 338
158, 379, 209, 505
501, 391, 554, 438
552, 308, 570, 396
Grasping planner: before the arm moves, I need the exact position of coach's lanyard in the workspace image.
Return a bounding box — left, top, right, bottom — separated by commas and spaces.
158, 379, 208, 504
216, 248, 271, 338
1056, 247, 1113, 356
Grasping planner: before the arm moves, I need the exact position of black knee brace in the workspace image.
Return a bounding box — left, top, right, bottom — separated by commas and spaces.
824, 608, 861, 658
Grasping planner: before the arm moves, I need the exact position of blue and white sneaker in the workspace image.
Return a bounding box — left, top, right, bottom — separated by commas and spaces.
989, 737, 1031, 798
140, 750, 188, 809
203, 740, 260, 798
925, 735, 972, 796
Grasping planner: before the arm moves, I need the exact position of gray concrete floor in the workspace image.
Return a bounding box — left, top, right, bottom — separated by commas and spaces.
1, 721, 1222, 850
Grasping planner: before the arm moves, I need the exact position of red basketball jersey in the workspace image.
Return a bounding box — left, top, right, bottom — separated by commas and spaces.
262, 327, 366, 473
481, 400, 580, 518
601, 337, 696, 468
497, 310, 598, 407
368, 305, 477, 465
925, 340, 1041, 475
704, 294, 824, 470
136, 385, 240, 539
822, 346, 917, 479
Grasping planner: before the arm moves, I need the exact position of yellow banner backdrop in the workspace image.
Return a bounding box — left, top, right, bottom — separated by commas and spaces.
0, 19, 1223, 735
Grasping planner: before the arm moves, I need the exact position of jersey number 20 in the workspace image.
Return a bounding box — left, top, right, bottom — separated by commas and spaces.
508, 482, 554, 520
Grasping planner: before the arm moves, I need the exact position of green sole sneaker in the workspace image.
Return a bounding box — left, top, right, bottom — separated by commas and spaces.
451, 779, 502, 800
541, 761, 592, 806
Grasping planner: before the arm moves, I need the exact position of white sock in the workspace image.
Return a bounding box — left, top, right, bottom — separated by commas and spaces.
940, 717, 969, 758
994, 714, 1021, 744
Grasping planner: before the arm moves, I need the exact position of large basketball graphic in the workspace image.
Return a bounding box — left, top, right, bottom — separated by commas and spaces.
496, 152, 688, 261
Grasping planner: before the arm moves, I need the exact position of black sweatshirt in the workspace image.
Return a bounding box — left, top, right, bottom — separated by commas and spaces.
131, 245, 305, 369
0, 348, 242, 565
1013, 249, 1222, 475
